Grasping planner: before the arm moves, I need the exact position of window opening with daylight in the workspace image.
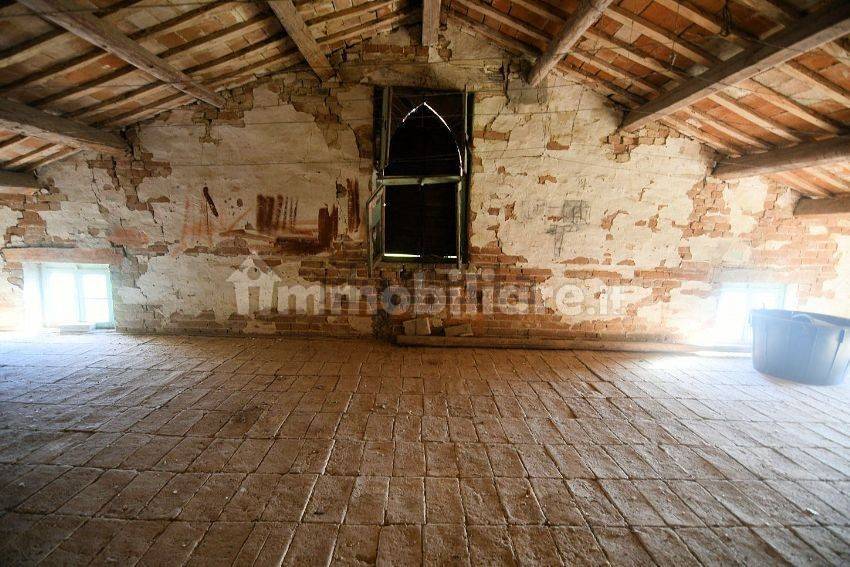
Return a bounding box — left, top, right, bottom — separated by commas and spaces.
711, 283, 787, 345
368, 86, 473, 271
25, 264, 115, 328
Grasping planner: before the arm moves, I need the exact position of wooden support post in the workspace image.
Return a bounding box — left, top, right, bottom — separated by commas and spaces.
422, 0, 440, 46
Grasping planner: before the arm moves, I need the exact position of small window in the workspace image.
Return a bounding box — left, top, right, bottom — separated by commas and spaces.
25, 264, 114, 328
369, 87, 472, 269
711, 283, 786, 345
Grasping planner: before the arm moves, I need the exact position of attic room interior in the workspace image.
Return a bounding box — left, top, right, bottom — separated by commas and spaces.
1, 0, 850, 564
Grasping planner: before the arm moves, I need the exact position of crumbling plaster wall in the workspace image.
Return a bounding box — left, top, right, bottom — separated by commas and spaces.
1, 24, 848, 340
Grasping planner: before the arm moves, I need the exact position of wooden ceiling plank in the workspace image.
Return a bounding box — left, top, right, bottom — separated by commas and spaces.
582, 29, 681, 80
34, 14, 275, 110
773, 171, 832, 196
527, 0, 615, 87
451, 0, 548, 43
553, 1, 841, 143
98, 1, 413, 128
0, 97, 126, 156
739, 78, 843, 133
17, 0, 226, 107
713, 135, 850, 179
447, 10, 536, 56
780, 61, 850, 107
0, 169, 39, 194
74, 37, 292, 123
316, 10, 417, 46
708, 92, 803, 142
304, 0, 397, 27
680, 106, 771, 148
98, 0, 409, 130
559, 59, 646, 105
2, 142, 66, 169
653, 0, 756, 46
805, 167, 850, 192
24, 147, 80, 171
662, 115, 741, 153
2, 1, 238, 95
569, 51, 657, 94
422, 0, 441, 46
604, 5, 718, 67
268, 0, 334, 80
0, 0, 143, 70
621, 1, 850, 131
795, 195, 850, 215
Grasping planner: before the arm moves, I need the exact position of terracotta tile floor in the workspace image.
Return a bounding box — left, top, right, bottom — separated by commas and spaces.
1, 333, 849, 565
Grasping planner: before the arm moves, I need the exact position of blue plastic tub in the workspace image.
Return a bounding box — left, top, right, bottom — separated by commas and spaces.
751, 309, 850, 386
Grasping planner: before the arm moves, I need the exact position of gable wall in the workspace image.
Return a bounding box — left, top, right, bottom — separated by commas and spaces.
1, 26, 848, 341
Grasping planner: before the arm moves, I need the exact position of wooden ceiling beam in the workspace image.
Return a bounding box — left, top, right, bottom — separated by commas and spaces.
0, 0, 143, 70
0, 97, 126, 156
0, 169, 39, 194
422, 0, 440, 46
74, 36, 292, 123
16, 0, 226, 108
268, 0, 334, 80
1, 1, 238, 95
794, 195, 850, 216
34, 15, 275, 110
621, 1, 850, 131
527, 0, 614, 87
98, 4, 408, 129
713, 135, 850, 179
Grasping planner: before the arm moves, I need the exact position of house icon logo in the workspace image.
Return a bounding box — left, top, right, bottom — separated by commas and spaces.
228, 257, 281, 315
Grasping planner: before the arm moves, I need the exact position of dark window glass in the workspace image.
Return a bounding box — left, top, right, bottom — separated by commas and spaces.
385, 104, 461, 177
385, 182, 457, 259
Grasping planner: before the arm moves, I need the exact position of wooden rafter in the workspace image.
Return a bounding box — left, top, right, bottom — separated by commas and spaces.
268, 0, 334, 81
512, 0, 811, 151
1, 1, 239, 95
0, 0, 410, 167
33, 14, 274, 110
713, 136, 850, 179
621, 0, 850, 131
0, 0, 143, 69
422, 0, 440, 46
527, 0, 614, 87
16, 0, 227, 108
0, 97, 127, 156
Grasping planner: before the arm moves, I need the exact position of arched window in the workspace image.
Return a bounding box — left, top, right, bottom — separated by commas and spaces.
368, 87, 472, 268
384, 103, 462, 177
